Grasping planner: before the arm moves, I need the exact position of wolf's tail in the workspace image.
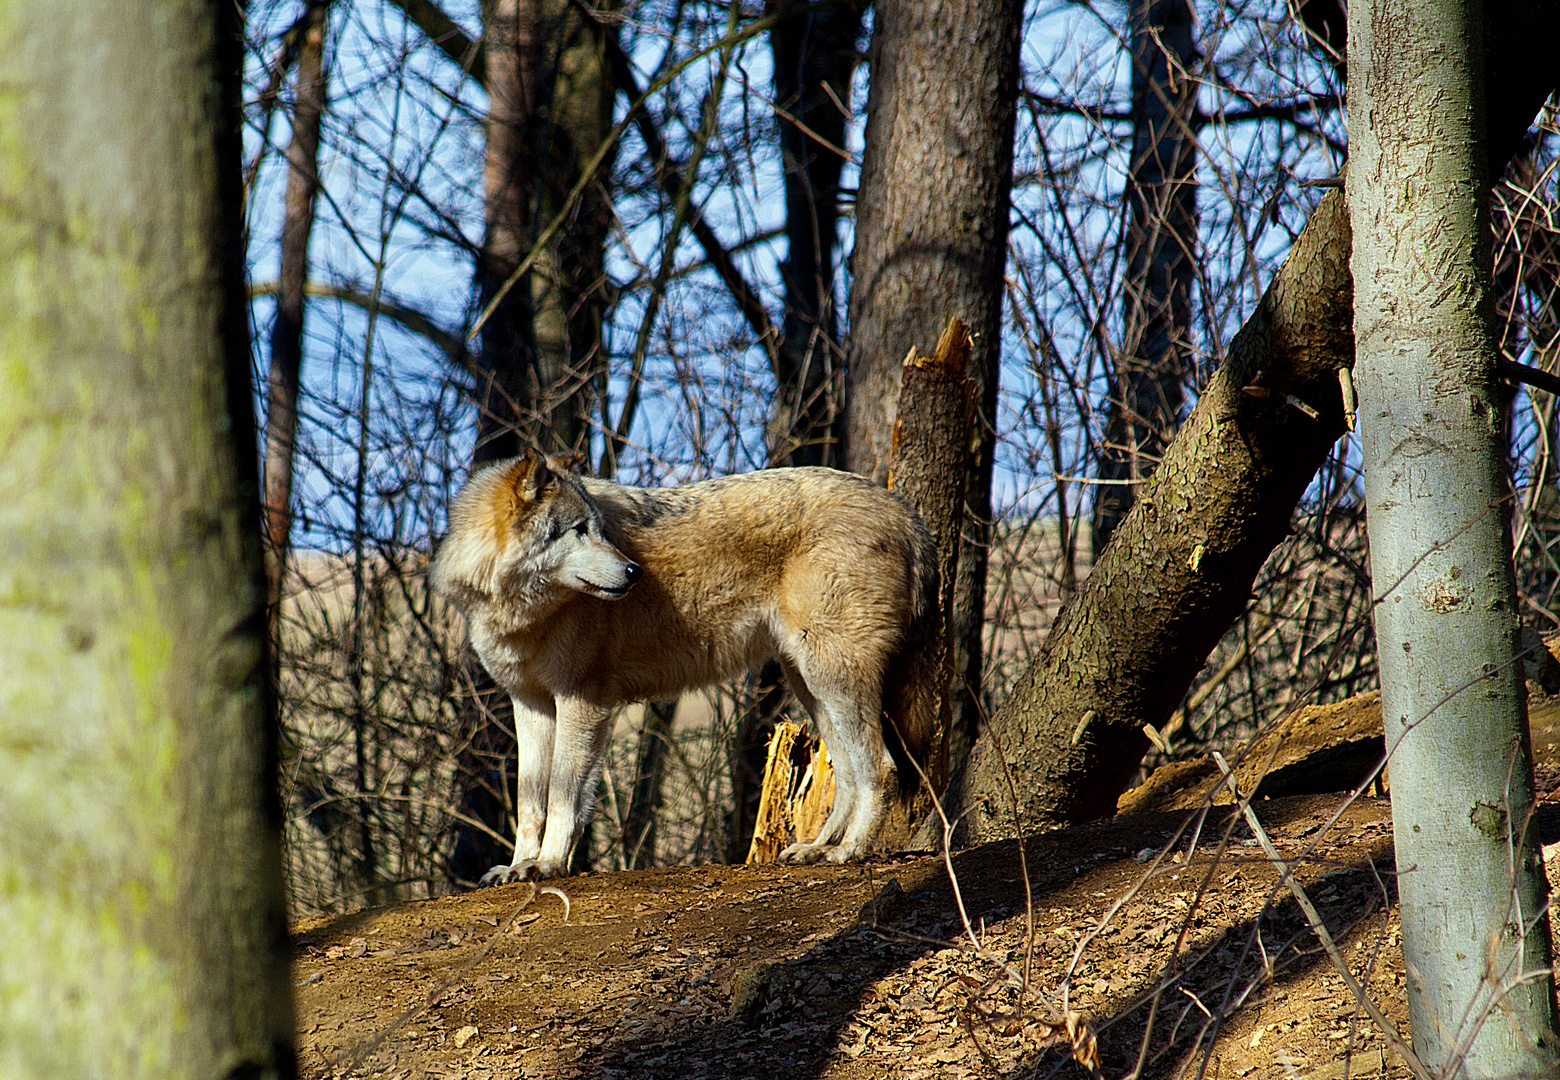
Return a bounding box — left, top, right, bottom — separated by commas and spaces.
881, 514, 944, 796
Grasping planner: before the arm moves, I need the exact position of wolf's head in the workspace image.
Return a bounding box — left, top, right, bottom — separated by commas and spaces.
431, 450, 642, 608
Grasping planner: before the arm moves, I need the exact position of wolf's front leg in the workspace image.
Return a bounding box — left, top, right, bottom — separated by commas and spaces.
524, 699, 614, 879
479, 692, 556, 887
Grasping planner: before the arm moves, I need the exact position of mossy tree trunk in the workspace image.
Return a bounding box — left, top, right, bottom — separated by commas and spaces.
0, 1, 296, 1075
1349, 0, 1558, 1069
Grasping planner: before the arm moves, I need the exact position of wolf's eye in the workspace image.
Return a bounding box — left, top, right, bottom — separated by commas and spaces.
573, 521, 589, 537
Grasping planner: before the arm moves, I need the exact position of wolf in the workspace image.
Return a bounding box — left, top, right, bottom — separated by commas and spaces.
429, 450, 938, 883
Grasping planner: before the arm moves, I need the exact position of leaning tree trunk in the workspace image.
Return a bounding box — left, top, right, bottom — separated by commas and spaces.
844, 0, 1023, 747
1092, 0, 1200, 561
936, 0, 1560, 846
1349, 0, 1557, 1070
263, 0, 329, 632
0, 1, 295, 1074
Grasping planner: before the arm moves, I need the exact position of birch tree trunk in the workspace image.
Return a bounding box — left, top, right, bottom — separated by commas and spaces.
1349, 0, 1558, 1071
0, 1, 296, 1075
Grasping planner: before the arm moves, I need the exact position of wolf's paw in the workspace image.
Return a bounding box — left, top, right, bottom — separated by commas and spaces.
778, 841, 861, 865
479, 863, 535, 887
777, 842, 824, 865
478, 858, 568, 886
779, 841, 867, 866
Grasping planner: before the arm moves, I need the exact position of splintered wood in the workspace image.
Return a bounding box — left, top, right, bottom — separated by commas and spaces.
744, 721, 835, 863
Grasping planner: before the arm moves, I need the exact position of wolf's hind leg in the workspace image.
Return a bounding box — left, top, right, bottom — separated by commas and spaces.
778, 699, 854, 864
779, 679, 891, 865
776, 661, 856, 854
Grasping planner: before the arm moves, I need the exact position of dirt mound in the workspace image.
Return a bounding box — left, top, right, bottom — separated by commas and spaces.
294, 684, 1560, 1080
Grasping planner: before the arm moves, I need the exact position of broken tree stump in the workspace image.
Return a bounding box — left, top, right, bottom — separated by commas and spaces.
888, 316, 977, 795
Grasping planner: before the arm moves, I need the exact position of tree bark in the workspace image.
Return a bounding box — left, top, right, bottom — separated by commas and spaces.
766, 0, 863, 467
0, 1, 296, 1074
263, 0, 329, 632
457, 0, 618, 877
525, 0, 615, 456
844, 0, 1023, 746
1349, 0, 1558, 1069
937, 0, 1560, 845
1092, 0, 1200, 560
473, 0, 542, 463
473, 0, 614, 463
888, 318, 976, 788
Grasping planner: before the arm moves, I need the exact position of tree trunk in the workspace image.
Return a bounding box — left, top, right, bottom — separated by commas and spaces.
766, 0, 864, 468
263, 0, 329, 634
473, 0, 542, 464
472, 0, 613, 463
457, 0, 617, 877
1349, 0, 1558, 1069
1092, 0, 1200, 560
844, 0, 1023, 747
0, 1, 296, 1073
622, 701, 675, 869
888, 318, 976, 788
936, 0, 1560, 844
525, 0, 615, 457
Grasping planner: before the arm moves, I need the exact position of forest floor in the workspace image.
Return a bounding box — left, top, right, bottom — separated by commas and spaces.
293, 687, 1560, 1080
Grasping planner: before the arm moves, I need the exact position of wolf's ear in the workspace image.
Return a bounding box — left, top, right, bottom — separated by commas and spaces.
511, 449, 552, 502
545, 450, 587, 475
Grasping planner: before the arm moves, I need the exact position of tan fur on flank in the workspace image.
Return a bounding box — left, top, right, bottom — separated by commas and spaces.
430, 451, 938, 882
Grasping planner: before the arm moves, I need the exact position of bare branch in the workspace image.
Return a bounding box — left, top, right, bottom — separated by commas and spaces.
249, 279, 473, 372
